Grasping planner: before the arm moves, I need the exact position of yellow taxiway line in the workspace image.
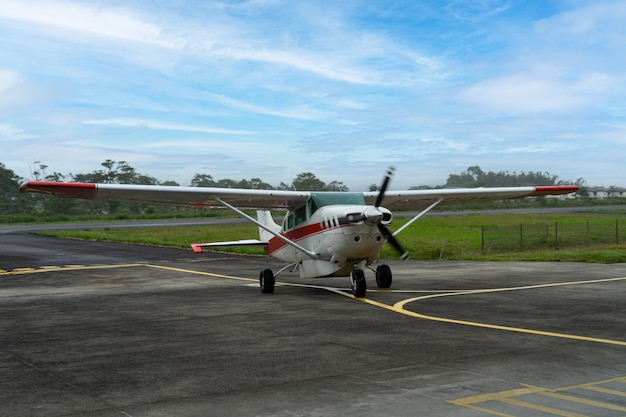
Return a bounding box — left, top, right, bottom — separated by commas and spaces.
3, 264, 625, 346
356, 276, 626, 347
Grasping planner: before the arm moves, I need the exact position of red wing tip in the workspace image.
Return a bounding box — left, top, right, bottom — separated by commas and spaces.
190, 244, 204, 254
25, 181, 97, 188
534, 185, 580, 194
20, 181, 98, 198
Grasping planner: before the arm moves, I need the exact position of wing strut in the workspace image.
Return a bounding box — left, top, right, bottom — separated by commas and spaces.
214, 197, 320, 259
392, 198, 443, 237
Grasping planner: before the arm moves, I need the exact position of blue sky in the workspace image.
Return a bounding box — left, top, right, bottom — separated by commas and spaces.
1, 0, 624, 190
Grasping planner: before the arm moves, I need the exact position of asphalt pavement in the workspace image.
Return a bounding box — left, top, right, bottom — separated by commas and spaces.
1, 231, 625, 416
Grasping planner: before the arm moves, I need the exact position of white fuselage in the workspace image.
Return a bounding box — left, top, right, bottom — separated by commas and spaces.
266, 204, 392, 278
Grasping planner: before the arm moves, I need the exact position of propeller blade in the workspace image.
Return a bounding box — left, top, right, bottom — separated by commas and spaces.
375, 166, 395, 208
377, 223, 409, 260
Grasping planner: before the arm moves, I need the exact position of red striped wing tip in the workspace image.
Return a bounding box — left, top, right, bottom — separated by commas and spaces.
533, 185, 580, 195
190, 244, 204, 253
20, 181, 98, 199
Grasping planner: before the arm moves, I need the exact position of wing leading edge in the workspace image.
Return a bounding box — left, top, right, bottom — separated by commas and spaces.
20, 181, 579, 211
19, 181, 310, 210
363, 185, 579, 210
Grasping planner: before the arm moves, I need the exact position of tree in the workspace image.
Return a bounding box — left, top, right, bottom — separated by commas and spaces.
29, 161, 48, 181
292, 172, 326, 191
191, 174, 216, 187
70, 160, 159, 213
237, 178, 274, 190
445, 166, 562, 188
0, 163, 24, 214
326, 181, 349, 192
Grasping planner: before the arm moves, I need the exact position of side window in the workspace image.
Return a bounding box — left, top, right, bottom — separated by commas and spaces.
283, 212, 294, 231
309, 199, 319, 215
294, 205, 307, 226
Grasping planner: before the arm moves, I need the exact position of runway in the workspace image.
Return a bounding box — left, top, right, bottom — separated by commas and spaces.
1, 232, 625, 416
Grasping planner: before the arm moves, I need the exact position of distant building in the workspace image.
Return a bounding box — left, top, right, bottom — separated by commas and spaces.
586, 187, 626, 199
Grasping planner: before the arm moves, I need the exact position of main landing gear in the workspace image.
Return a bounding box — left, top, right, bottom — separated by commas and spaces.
259, 268, 275, 293
259, 263, 392, 297
351, 264, 393, 298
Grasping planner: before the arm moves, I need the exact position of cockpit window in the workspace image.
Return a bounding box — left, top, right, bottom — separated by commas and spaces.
283, 205, 307, 231
309, 192, 365, 214
284, 193, 366, 231
294, 205, 307, 226
283, 212, 294, 231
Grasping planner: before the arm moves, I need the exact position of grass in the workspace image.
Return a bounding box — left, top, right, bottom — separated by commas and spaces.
0, 209, 235, 224
34, 212, 626, 263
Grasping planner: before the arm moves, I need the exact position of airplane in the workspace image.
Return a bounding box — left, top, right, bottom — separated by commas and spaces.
20, 168, 579, 297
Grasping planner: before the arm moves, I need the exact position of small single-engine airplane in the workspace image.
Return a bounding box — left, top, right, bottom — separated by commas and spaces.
20, 168, 579, 297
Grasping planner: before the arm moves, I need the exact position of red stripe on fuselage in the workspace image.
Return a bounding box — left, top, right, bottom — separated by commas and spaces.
267, 222, 339, 255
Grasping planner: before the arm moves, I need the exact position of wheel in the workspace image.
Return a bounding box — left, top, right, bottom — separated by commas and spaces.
375, 264, 392, 288
350, 269, 366, 298
260, 268, 275, 293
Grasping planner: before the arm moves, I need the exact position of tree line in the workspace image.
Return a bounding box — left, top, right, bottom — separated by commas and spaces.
1, 160, 586, 217
0, 160, 351, 216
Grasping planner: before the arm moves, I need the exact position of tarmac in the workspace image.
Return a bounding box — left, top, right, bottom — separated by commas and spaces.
1, 232, 625, 416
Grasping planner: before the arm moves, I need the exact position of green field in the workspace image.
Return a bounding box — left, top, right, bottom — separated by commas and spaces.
35, 212, 626, 263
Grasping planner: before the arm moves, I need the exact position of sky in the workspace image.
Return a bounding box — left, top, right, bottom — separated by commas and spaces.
1, 0, 625, 191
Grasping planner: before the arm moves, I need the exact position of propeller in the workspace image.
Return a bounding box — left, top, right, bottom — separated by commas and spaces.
375, 167, 409, 260
375, 167, 394, 208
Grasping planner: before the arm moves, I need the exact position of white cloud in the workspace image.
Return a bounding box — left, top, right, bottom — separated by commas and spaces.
445, 0, 512, 21
0, 0, 442, 88
534, 1, 626, 43
0, 123, 32, 139
458, 72, 614, 113
0, 0, 182, 49
83, 118, 255, 135
455, 1, 626, 115
0, 69, 22, 94
204, 93, 332, 121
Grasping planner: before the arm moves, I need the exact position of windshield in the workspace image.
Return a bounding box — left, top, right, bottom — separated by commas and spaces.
309, 192, 365, 214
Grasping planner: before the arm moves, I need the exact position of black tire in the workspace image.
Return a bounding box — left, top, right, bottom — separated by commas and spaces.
375, 264, 392, 288
350, 270, 366, 298
260, 269, 275, 294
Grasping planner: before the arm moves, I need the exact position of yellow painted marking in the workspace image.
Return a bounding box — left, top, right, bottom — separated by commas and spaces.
146, 264, 257, 283
500, 397, 589, 417
451, 386, 545, 405
353, 276, 626, 346
581, 385, 626, 397
542, 376, 626, 398
0, 264, 143, 276
534, 389, 626, 412
451, 376, 626, 416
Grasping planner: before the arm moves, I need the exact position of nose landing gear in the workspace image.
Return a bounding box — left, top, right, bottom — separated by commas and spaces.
350, 269, 367, 298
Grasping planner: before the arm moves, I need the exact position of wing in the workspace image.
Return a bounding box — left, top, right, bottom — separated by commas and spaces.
20, 181, 579, 211
19, 181, 310, 210
363, 185, 579, 210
